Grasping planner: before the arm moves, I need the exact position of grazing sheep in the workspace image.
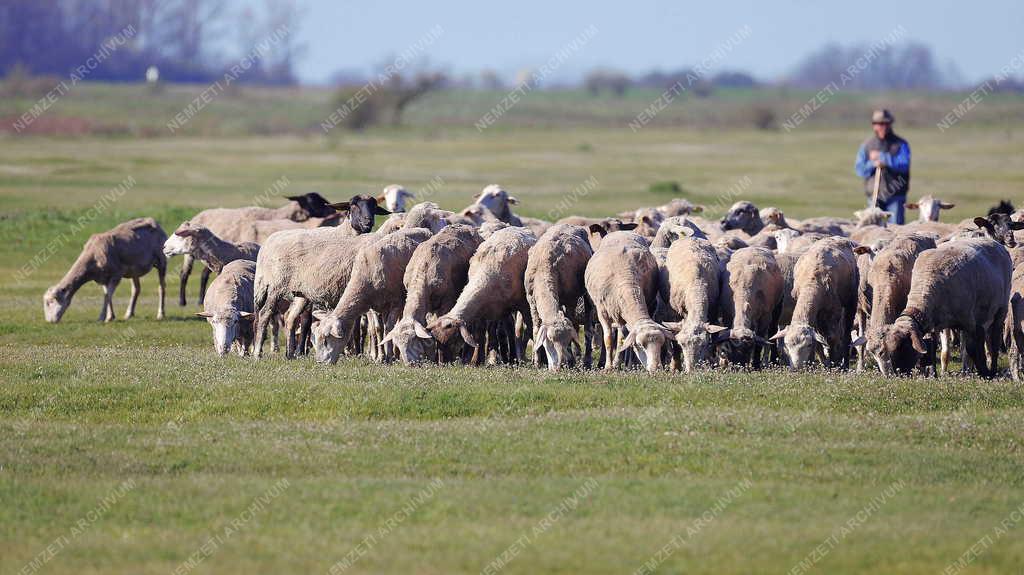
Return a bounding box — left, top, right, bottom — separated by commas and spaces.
174, 193, 336, 306
717, 247, 784, 368
428, 227, 537, 363
471, 184, 523, 226
656, 198, 705, 218
772, 237, 858, 369
584, 231, 669, 373
168, 221, 260, 273
196, 260, 256, 356
658, 236, 725, 371
773, 249, 806, 331
525, 224, 594, 371
869, 237, 1011, 378
860, 234, 937, 374
1004, 266, 1024, 381
905, 195, 955, 222
378, 184, 415, 213
720, 201, 763, 235
650, 216, 707, 248
382, 224, 483, 365
44, 218, 167, 323
311, 228, 433, 364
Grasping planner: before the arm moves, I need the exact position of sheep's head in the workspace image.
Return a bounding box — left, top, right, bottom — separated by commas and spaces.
974, 214, 1024, 247
868, 319, 927, 376
623, 320, 673, 373
42, 286, 72, 323
404, 202, 450, 233
760, 207, 787, 228
668, 322, 729, 372
773, 229, 801, 253
286, 192, 336, 220
720, 201, 762, 235
377, 185, 415, 213
535, 317, 580, 372
632, 209, 663, 237
474, 184, 518, 221
657, 198, 704, 217
905, 195, 954, 222
772, 324, 827, 369
329, 195, 391, 234
853, 207, 891, 227
163, 231, 192, 258
311, 310, 354, 364
382, 318, 434, 365
427, 316, 478, 348
197, 309, 252, 356
719, 326, 767, 365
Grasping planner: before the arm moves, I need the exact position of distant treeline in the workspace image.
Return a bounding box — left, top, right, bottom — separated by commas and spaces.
0, 0, 303, 84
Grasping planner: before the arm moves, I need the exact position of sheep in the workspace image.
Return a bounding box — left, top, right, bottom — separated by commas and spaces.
650, 216, 707, 249
657, 235, 725, 371
43, 218, 167, 323
868, 237, 1011, 378
525, 224, 594, 371
772, 249, 805, 341
773, 229, 802, 254
196, 260, 256, 356
1004, 265, 1024, 381
771, 237, 858, 369
252, 228, 379, 359
174, 193, 336, 306
973, 213, 1024, 247
311, 228, 433, 364
584, 231, 669, 373
449, 204, 501, 227
471, 184, 523, 226
853, 207, 892, 228
583, 219, 639, 251
716, 247, 784, 368
167, 221, 260, 273
797, 217, 852, 237
375, 214, 407, 235
851, 245, 876, 372
428, 227, 537, 364
656, 198, 705, 218
381, 224, 483, 365
400, 202, 452, 233
328, 194, 393, 236
479, 221, 511, 238
378, 184, 415, 213
760, 207, 795, 231
860, 234, 937, 374
618, 207, 663, 237
905, 195, 955, 222
720, 201, 763, 235
898, 220, 957, 240
850, 208, 894, 245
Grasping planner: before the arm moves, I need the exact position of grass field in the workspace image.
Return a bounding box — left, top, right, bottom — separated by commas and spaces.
2, 84, 1024, 574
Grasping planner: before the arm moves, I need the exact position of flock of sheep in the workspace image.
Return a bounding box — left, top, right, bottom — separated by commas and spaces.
42, 183, 1024, 379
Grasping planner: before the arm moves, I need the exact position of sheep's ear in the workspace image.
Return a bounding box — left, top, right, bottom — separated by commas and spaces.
641, 215, 653, 226
459, 325, 478, 348
620, 223, 639, 231
661, 321, 682, 335
622, 330, 637, 349
710, 328, 732, 343
882, 211, 893, 219
813, 330, 828, 346
195, 311, 212, 318
850, 335, 866, 347
974, 217, 993, 232
507, 195, 519, 205
769, 328, 787, 341
706, 324, 728, 335
380, 328, 395, 345
588, 224, 607, 237
375, 194, 387, 204
414, 321, 432, 340
853, 245, 873, 255
535, 326, 548, 347
329, 202, 351, 212
1010, 221, 1024, 230
374, 205, 392, 216
312, 309, 330, 321
693, 205, 705, 213
939, 202, 955, 209
905, 202, 919, 209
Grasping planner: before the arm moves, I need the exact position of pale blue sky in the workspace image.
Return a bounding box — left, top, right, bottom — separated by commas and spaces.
293, 0, 1022, 85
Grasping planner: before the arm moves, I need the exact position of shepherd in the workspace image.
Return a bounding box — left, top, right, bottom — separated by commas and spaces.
855, 109, 911, 224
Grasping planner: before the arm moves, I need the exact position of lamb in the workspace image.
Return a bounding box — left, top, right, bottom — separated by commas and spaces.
905, 195, 955, 222
167, 221, 260, 273
311, 228, 433, 364
196, 260, 256, 356
378, 184, 415, 213
717, 247, 784, 368
174, 193, 336, 305
428, 227, 537, 364
43, 218, 167, 323
657, 235, 725, 371
525, 224, 594, 371
471, 184, 523, 226
381, 224, 483, 365
771, 237, 858, 369
860, 234, 937, 373
252, 228, 379, 359
584, 231, 670, 373
720, 201, 763, 235
650, 216, 707, 249
868, 237, 1010, 378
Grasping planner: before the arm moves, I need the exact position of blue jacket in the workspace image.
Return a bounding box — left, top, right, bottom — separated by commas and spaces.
855, 134, 911, 200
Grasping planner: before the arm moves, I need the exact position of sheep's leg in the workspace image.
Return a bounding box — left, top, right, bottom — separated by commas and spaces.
988, 313, 1006, 376
601, 320, 615, 371
965, 330, 991, 379
528, 295, 544, 369
939, 329, 951, 376
178, 254, 193, 306
283, 298, 306, 359
297, 309, 312, 356
514, 312, 529, 364
197, 265, 211, 306
612, 328, 626, 370
155, 257, 166, 320
101, 278, 120, 322
123, 276, 141, 320
582, 298, 594, 369
253, 299, 277, 359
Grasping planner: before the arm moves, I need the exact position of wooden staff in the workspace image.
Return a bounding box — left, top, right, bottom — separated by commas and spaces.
871, 165, 883, 207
